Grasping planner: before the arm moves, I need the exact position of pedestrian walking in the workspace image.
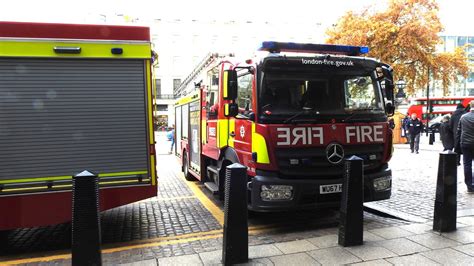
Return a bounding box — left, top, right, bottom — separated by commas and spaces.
455, 100, 474, 193
439, 115, 454, 151
450, 103, 466, 165
169, 125, 175, 154
408, 113, 424, 154
402, 113, 411, 144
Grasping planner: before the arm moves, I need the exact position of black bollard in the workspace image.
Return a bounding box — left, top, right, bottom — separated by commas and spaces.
72, 170, 102, 266
222, 163, 248, 265
338, 156, 364, 247
433, 151, 457, 232
429, 132, 435, 145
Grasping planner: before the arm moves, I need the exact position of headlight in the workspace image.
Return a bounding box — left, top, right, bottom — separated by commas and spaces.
260, 185, 293, 201
373, 176, 391, 191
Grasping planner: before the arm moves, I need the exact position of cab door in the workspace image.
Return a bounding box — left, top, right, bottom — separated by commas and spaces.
230, 70, 255, 165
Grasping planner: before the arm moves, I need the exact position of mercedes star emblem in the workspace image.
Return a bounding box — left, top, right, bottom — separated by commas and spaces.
326, 143, 344, 164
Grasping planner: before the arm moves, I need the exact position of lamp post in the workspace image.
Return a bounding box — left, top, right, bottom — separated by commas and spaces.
395, 79, 407, 107
426, 68, 431, 136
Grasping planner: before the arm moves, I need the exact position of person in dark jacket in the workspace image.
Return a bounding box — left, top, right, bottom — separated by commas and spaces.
451, 103, 466, 164
402, 113, 411, 144
455, 100, 474, 193
439, 115, 454, 151
408, 113, 424, 154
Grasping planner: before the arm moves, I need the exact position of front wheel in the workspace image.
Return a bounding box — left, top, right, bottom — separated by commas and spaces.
183, 153, 196, 181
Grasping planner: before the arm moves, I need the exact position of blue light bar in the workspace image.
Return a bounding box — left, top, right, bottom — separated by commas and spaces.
258, 41, 369, 56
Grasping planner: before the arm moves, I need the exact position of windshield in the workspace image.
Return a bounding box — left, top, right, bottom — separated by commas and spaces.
259, 72, 384, 119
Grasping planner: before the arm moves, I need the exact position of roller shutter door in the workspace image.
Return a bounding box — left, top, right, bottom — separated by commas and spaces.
0, 58, 149, 182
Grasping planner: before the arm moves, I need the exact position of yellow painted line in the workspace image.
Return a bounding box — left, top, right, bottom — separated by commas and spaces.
157, 195, 197, 201
1, 254, 72, 265
0, 226, 281, 265
182, 175, 225, 226
103, 230, 223, 253
0, 221, 285, 265
0, 230, 221, 265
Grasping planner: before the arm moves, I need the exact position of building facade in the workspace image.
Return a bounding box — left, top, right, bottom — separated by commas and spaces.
423, 35, 474, 97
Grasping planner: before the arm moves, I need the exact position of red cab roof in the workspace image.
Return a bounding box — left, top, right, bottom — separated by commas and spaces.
0, 21, 150, 41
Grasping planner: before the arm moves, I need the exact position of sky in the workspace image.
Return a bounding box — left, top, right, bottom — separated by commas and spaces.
0, 0, 472, 35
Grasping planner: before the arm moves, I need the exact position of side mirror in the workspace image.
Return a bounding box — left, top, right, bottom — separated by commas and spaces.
385, 102, 395, 116
223, 70, 238, 100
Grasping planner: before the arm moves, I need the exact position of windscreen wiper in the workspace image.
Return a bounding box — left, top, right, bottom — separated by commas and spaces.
283, 107, 318, 124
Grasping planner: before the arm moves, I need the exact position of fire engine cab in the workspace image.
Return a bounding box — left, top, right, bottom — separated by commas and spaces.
174, 41, 395, 211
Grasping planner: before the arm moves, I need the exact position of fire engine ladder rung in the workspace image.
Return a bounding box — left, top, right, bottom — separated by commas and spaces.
174, 52, 232, 97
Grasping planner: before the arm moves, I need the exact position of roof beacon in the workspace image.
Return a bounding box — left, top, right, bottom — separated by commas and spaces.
258, 41, 369, 56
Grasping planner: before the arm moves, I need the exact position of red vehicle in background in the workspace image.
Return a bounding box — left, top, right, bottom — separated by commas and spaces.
407, 96, 474, 124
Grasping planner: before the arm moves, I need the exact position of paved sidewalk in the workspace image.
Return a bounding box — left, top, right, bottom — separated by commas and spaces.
367, 133, 474, 222
144, 216, 474, 265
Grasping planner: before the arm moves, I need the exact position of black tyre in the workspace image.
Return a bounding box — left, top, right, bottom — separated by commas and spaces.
183, 153, 196, 181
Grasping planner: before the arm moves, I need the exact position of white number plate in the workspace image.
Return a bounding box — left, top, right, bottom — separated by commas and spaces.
320, 184, 342, 194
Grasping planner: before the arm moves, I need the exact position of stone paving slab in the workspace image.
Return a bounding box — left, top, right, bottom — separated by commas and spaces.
376, 237, 429, 256
269, 252, 319, 266
274, 239, 317, 254
385, 253, 439, 265
441, 229, 474, 244
453, 243, 474, 256
158, 253, 203, 265
352, 259, 392, 266
407, 232, 461, 249
368, 226, 414, 239
248, 244, 283, 259
345, 242, 397, 261
421, 248, 474, 265
308, 246, 362, 265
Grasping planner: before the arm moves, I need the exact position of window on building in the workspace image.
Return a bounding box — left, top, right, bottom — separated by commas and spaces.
155, 79, 161, 96
458, 36, 467, 47
445, 36, 456, 52
156, 104, 168, 111
173, 79, 182, 92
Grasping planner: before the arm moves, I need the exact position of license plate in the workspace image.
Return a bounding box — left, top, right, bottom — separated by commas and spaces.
320, 184, 342, 194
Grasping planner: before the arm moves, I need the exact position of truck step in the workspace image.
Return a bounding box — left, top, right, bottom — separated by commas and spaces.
207, 165, 219, 175
204, 182, 219, 194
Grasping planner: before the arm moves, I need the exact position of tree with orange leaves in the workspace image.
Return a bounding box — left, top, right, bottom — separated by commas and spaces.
326, 0, 469, 96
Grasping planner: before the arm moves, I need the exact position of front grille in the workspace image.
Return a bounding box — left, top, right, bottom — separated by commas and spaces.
276, 145, 384, 179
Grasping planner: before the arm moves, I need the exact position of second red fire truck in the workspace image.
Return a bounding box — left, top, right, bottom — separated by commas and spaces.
175, 42, 395, 211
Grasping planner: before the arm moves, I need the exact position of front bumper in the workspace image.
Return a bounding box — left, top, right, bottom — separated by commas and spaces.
248, 165, 391, 212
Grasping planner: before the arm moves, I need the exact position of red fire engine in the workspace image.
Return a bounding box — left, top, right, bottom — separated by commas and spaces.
175, 42, 395, 211
0, 22, 157, 230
